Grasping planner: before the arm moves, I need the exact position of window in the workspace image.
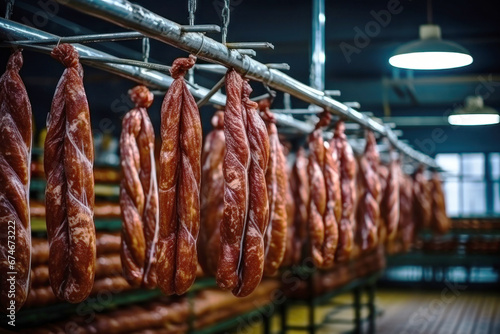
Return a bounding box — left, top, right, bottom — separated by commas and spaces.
436, 153, 499, 217
491, 153, 500, 213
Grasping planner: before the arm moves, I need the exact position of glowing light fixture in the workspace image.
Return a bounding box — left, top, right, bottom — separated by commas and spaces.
448, 96, 499, 126
389, 24, 473, 70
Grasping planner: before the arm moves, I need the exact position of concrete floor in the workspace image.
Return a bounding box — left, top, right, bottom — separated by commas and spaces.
240, 288, 500, 334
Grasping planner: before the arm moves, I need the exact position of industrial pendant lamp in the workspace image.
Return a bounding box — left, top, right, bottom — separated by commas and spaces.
389, 1, 473, 70
448, 96, 499, 126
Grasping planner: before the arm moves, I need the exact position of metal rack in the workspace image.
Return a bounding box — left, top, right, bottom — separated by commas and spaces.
1, 0, 438, 168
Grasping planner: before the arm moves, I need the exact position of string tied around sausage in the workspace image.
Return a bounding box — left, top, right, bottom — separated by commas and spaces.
51, 43, 80, 68
169, 54, 197, 79
128, 85, 154, 109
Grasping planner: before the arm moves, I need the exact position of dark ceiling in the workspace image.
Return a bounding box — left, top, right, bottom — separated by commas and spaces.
1, 0, 499, 154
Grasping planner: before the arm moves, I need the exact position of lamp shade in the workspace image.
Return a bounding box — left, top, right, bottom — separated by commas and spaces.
448, 96, 499, 126
389, 24, 473, 70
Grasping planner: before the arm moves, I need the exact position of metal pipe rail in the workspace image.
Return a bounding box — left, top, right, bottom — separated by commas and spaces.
54, 0, 438, 169
0, 18, 227, 106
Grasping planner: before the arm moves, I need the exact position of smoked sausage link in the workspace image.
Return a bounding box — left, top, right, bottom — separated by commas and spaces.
158, 55, 202, 295
233, 81, 270, 296
334, 121, 356, 262
216, 69, 249, 290
44, 44, 95, 303
0, 50, 32, 311
120, 85, 158, 289
198, 111, 225, 276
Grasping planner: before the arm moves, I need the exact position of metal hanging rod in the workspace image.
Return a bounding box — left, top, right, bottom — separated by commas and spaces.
194, 63, 290, 75
79, 56, 172, 74
8, 31, 144, 45
196, 76, 225, 108
226, 42, 274, 50
180, 24, 220, 33
271, 108, 323, 115
5, 26, 220, 46
1, 39, 200, 90
79, 56, 199, 90
250, 93, 274, 102
54, 0, 437, 168
0, 19, 225, 106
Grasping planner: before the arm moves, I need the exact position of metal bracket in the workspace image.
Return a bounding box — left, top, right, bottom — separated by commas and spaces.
325, 90, 341, 97
345, 102, 361, 109
180, 24, 220, 33
226, 42, 274, 50
266, 63, 290, 70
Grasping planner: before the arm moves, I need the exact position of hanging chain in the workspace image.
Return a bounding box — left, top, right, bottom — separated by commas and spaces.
142, 37, 150, 63
221, 0, 230, 44
5, 0, 15, 19
427, 0, 433, 24
188, 0, 197, 26
187, 0, 197, 84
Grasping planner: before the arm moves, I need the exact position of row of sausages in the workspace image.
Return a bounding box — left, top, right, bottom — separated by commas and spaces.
0, 45, 450, 312
0, 47, 286, 310
25, 280, 280, 334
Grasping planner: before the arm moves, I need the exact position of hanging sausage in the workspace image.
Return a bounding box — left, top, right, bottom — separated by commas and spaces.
198, 111, 225, 276
216, 69, 250, 291
356, 131, 381, 252
381, 154, 400, 241
0, 50, 32, 311
233, 81, 270, 296
322, 134, 341, 268
44, 44, 95, 303
263, 112, 288, 276
333, 121, 356, 262
157, 55, 202, 295
216, 71, 271, 297
413, 166, 432, 229
430, 171, 450, 234
289, 148, 310, 265
119, 85, 158, 288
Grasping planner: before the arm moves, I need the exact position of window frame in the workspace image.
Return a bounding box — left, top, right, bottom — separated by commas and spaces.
436, 152, 499, 217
